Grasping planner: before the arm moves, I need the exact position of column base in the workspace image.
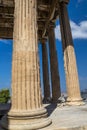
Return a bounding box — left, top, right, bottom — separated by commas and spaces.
0, 108, 52, 130
66, 98, 85, 106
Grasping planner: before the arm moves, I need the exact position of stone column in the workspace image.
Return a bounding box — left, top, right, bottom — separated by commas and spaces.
48, 24, 61, 103
58, 0, 83, 105
41, 39, 50, 102
1, 0, 51, 129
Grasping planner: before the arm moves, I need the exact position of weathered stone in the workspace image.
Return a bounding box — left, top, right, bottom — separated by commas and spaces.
1, 103, 87, 130
0, 0, 59, 39
40, 103, 87, 130
0, 0, 51, 129
58, 1, 83, 105
48, 24, 61, 103
42, 39, 50, 102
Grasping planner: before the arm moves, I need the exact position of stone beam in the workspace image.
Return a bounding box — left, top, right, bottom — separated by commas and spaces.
0, 6, 14, 15
42, 0, 58, 37
0, 17, 13, 23
0, 23, 13, 28
59, 0, 69, 4
0, 27, 13, 39
0, 0, 14, 7
38, 4, 50, 12
0, 0, 59, 39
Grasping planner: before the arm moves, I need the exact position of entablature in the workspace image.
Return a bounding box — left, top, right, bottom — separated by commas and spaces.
0, 0, 69, 39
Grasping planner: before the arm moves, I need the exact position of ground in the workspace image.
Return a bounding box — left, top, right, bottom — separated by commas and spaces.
0, 101, 87, 130
40, 101, 87, 130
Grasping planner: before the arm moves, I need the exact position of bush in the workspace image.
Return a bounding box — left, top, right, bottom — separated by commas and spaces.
0, 89, 10, 103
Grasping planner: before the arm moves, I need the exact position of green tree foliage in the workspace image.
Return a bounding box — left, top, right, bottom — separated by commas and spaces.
0, 89, 10, 103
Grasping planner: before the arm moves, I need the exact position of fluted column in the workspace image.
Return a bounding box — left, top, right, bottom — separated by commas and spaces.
58, 0, 83, 105
41, 39, 50, 102
1, 0, 51, 129
48, 24, 61, 103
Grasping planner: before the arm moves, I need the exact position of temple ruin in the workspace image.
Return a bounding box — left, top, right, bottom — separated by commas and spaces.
0, 0, 83, 129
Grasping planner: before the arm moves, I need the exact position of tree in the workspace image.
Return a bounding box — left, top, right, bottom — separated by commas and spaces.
0, 89, 10, 103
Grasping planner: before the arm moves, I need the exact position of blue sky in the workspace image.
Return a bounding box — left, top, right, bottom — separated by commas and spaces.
0, 0, 87, 93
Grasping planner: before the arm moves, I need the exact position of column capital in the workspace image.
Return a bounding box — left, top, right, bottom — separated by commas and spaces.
41, 38, 47, 44
58, 0, 69, 4
48, 22, 55, 30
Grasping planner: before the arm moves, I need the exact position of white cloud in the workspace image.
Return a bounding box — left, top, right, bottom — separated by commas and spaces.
55, 20, 87, 41
55, 25, 61, 41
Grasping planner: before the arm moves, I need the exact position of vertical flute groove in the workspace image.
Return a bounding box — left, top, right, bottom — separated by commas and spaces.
11, 0, 42, 110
